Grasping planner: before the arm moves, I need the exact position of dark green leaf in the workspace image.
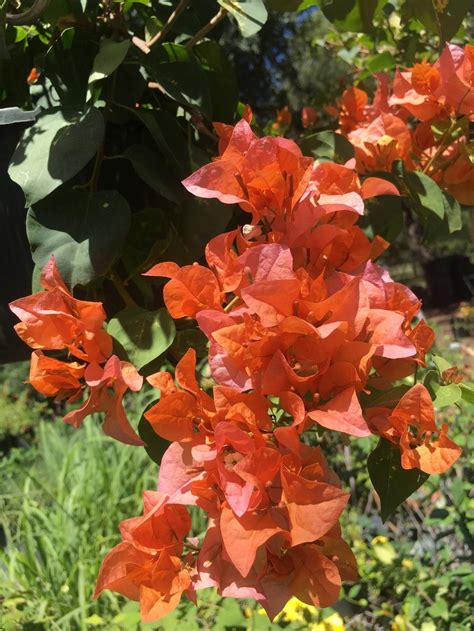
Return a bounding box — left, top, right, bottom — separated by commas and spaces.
136, 109, 190, 178
108, 306, 176, 370
404, 0, 471, 41
368, 438, 429, 522
265, 0, 304, 11
404, 170, 445, 226
300, 130, 354, 163
360, 384, 411, 408
147, 43, 212, 117
87, 38, 130, 99
365, 195, 404, 242
8, 107, 104, 206
442, 192, 462, 233
171, 328, 209, 359
194, 40, 239, 123
121, 207, 173, 279
424, 369, 440, 398
27, 189, 130, 287
45, 27, 97, 110
121, 144, 183, 203
322, 0, 385, 33
179, 195, 234, 260
138, 401, 169, 466
218, 1, 268, 37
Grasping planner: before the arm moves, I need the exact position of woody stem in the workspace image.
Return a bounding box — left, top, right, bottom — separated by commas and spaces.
146, 0, 191, 48
185, 7, 227, 49
422, 119, 457, 175
112, 274, 136, 307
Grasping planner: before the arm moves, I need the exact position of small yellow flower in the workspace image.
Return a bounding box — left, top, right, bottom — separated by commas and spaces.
402, 559, 413, 569
60, 584, 69, 593
310, 612, 345, 631
243, 607, 252, 618
276, 597, 317, 622
371, 535, 388, 545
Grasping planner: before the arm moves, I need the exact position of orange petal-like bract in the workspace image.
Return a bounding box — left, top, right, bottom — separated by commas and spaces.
10, 256, 143, 445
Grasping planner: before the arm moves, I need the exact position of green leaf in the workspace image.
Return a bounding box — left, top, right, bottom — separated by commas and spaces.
300, 130, 354, 163
404, 0, 471, 41
121, 144, 183, 203
361, 384, 411, 408
442, 192, 462, 233
368, 438, 429, 522
460, 383, 474, 405
365, 195, 404, 243
424, 369, 441, 398
171, 328, 209, 359
45, 27, 97, 110
87, 38, 130, 99
321, 0, 386, 33
433, 384, 462, 408
147, 43, 212, 117
428, 597, 449, 621
8, 108, 104, 206
134, 109, 189, 178
27, 189, 130, 288
179, 195, 234, 260
265, 0, 305, 11
121, 207, 173, 282
404, 170, 445, 224
218, 0, 268, 37
432, 354, 453, 374
194, 40, 239, 123
138, 407, 169, 466
107, 306, 176, 370
214, 599, 246, 627
367, 50, 396, 73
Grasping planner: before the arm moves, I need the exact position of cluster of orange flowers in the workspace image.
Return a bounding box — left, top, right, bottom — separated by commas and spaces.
331, 43, 474, 204
9, 258, 143, 446
10, 106, 463, 621
96, 112, 460, 620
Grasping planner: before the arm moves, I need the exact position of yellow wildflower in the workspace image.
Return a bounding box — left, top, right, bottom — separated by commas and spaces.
275, 597, 317, 622
310, 612, 346, 631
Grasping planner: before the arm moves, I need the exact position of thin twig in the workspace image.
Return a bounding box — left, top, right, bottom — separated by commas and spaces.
185, 7, 227, 49
147, 0, 191, 48
112, 274, 136, 307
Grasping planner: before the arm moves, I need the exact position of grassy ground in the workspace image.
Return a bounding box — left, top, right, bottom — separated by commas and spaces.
0, 349, 473, 630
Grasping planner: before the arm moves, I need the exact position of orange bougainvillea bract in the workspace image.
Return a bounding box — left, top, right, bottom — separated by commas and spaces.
332, 43, 474, 204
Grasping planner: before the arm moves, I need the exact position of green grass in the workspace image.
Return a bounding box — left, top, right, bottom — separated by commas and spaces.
0, 419, 157, 629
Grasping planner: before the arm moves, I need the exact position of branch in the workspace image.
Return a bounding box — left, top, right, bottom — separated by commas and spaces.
185, 7, 227, 49
146, 0, 191, 48
6, 0, 50, 25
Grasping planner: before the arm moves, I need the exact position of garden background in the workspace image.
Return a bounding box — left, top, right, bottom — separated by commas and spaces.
0, 1, 473, 630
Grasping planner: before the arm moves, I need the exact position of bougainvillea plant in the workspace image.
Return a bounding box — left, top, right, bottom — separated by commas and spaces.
10, 98, 470, 620
4, 0, 474, 625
